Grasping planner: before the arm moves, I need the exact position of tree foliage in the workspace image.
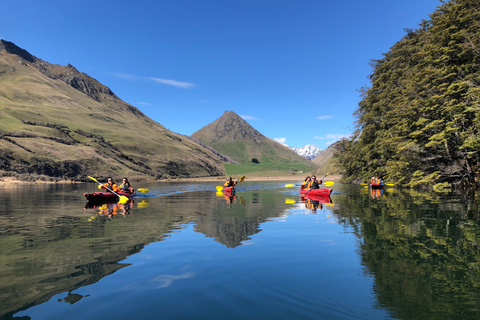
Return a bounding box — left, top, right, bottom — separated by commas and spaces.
336, 0, 480, 188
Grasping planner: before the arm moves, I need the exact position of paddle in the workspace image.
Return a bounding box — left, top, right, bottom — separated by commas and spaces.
88, 176, 129, 203
217, 176, 245, 191
285, 181, 334, 187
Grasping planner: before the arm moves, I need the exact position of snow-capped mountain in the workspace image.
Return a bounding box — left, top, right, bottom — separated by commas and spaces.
289, 145, 323, 160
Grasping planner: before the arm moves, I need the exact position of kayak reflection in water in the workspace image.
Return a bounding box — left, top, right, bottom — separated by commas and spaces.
98, 201, 133, 218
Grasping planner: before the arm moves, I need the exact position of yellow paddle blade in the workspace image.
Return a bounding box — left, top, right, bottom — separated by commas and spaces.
285, 198, 296, 204
385, 183, 395, 186
119, 196, 129, 204
386, 188, 394, 193
285, 184, 296, 187
239, 176, 245, 182
216, 186, 224, 191
137, 188, 149, 193
216, 191, 224, 197
360, 183, 368, 186
88, 176, 99, 183
323, 181, 334, 186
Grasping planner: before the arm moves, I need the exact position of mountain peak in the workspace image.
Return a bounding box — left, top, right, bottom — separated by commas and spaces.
194, 110, 263, 143
289, 145, 323, 160
0, 39, 36, 62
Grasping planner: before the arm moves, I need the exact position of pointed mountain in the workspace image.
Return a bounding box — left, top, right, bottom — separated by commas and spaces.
312, 141, 340, 176
191, 111, 316, 173
0, 40, 229, 180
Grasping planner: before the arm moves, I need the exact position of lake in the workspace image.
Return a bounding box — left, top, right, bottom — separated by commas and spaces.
1, 181, 479, 320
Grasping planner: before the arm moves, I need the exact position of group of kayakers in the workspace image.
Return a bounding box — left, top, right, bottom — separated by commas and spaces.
101, 177, 134, 194
300, 175, 323, 191
370, 176, 383, 186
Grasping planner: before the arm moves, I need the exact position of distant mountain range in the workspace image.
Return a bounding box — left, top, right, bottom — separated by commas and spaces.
289, 145, 323, 160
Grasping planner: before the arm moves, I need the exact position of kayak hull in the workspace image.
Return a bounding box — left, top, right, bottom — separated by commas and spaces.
223, 186, 235, 193
300, 188, 333, 197
84, 191, 136, 202
370, 183, 384, 189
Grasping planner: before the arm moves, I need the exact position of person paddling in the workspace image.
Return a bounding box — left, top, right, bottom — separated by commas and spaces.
301, 176, 311, 190
224, 177, 237, 188
119, 177, 134, 194
308, 175, 323, 190
102, 177, 119, 193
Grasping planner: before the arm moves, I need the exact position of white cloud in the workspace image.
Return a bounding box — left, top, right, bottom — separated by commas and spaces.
137, 102, 151, 106
240, 115, 259, 120
273, 137, 288, 146
149, 77, 195, 89
109, 72, 141, 81
317, 115, 334, 120
315, 133, 351, 146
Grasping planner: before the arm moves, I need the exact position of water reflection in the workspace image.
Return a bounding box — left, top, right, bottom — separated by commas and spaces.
333, 186, 480, 319
1, 182, 480, 319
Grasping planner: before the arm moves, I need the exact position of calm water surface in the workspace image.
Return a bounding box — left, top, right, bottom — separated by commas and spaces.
1, 181, 479, 320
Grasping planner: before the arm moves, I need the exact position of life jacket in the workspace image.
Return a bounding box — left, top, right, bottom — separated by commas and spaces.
224, 180, 236, 187
103, 183, 118, 192
119, 183, 133, 193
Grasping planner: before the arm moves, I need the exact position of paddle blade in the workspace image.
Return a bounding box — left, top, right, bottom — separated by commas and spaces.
239, 176, 245, 182
285, 184, 296, 188
323, 181, 334, 186
88, 176, 99, 183
285, 198, 296, 204
385, 183, 395, 186
118, 196, 129, 204
216, 186, 224, 191
216, 191, 224, 197
137, 188, 149, 193
360, 183, 368, 186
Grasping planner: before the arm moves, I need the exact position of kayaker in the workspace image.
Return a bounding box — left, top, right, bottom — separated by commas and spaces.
102, 177, 119, 193
309, 176, 323, 190
224, 177, 237, 188
301, 176, 311, 190
119, 177, 134, 194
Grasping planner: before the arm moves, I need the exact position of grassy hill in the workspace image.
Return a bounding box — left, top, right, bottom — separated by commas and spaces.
312, 142, 340, 176
191, 111, 317, 175
0, 40, 229, 181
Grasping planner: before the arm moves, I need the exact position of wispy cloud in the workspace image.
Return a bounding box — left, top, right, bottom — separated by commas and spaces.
137, 102, 151, 106
149, 77, 195, 89
273, 137, 288, 146
109, 72, 141, 81
315, 133, 351, 146
317, 115, 334, 120
109, 72, 196, 89
240, 115, 259, 121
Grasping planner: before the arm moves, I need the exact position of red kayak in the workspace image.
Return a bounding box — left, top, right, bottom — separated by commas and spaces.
84, 191, 136, 202
223, 186, 235, 193
300, 188, 333, 197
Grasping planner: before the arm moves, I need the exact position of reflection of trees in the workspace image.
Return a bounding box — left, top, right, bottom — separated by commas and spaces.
333, 187, 480, 320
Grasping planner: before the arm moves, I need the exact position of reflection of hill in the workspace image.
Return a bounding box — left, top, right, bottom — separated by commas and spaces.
0, 185, 292, 317
331, 187, 480, 320
193, 191, 292, 248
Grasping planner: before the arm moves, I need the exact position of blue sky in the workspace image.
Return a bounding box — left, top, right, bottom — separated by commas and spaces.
1, 0, 441, 148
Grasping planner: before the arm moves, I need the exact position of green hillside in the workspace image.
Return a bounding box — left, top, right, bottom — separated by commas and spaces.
0, 40, 229, 181
336, 0, 480, 189
191, 111, 317, 175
